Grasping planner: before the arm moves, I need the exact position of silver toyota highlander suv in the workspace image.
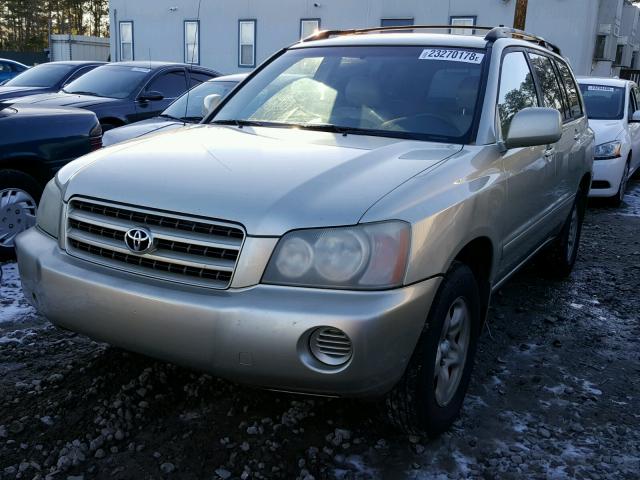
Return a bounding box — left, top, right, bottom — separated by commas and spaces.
16, 26, 593, 435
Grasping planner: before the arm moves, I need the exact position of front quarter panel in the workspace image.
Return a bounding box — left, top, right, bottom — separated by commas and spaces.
360, 145, 505, 285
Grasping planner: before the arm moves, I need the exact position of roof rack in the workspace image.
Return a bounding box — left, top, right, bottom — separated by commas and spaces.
302, 24, 561, 55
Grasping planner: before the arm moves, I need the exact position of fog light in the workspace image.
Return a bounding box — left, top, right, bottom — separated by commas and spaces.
309, 327, 352, 366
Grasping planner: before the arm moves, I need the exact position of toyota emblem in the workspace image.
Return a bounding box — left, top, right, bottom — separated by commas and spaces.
124, 227, 154, 254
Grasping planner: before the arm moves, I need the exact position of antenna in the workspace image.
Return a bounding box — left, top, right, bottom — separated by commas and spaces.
183, 0, 203, 125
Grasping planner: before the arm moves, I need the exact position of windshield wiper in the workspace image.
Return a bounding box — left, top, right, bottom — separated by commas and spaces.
65, 90, 102, 97
159, 113, 182, 121
293, 123, 380, 136
211, 119, 272, 128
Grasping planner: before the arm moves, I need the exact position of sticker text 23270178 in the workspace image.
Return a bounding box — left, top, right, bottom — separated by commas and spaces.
419, 49, 485, 64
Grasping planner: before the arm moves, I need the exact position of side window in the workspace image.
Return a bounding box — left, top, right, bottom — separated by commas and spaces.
628, 86, 636, 121
497, 51, 538, 139
146, 70, 188, 99
65, 66, 96, 85
633, 87, 640, 116
0, 62, 11, 73
555, 60, 583, 119
528, 53, 565, 115
189, 72, 214, 88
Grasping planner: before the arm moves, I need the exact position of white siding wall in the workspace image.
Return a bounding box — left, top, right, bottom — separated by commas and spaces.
109, 0, 626, 77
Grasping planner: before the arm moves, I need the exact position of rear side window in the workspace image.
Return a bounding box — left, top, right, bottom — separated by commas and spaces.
146, 70, 188, 98
528, 53, 566, 116
497, 51, 538, 139
189, 71, 215, 88
555, 60, 583, 119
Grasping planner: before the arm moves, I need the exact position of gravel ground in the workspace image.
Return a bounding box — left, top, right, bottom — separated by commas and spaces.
1, 179, 639, 480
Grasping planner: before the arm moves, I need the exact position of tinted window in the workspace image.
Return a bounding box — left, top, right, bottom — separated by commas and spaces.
146, 70, 187, 98
628, 87, 635, 121
215, 46, 486, 143
64, 66, 98, 85
578, 84, 625, 120
556, 61, 582, 118
189, 71, 215, 88
64, 65, 150, 98
497, 51, 538, 139
0, 62, 11, 72
164, 81, 238, 121
528, 53, 565, 114
5, 63, 74, 87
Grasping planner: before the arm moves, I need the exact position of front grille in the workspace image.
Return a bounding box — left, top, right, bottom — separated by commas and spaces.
65, 198, 245, 289
309, 327, 353, 366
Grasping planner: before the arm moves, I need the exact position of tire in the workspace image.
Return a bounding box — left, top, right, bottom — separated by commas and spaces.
540, 187, 586, 278
382, 261, 481, 436
608, 157, 630, 207
100, 122, 119, 133
0, 169, 42, 259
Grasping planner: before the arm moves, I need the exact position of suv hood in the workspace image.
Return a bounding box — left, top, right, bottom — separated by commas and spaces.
8, 92, 115, 108
588, 118, 625, 145
63, 125, 461, 235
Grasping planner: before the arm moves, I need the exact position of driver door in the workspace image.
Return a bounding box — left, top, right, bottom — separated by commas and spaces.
133, 68, 188, 122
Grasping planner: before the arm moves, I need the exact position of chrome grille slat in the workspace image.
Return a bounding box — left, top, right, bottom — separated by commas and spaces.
65, 198, 245, 289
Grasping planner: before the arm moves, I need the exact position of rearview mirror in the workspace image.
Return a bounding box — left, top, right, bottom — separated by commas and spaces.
138, 90, 164, 102
202, 94, 222, 117
631, 110, 640, 123
504, 107, 562, 149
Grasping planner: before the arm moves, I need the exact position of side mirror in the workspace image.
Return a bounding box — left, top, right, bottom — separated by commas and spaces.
138, 90, 164, 102
202, 94, 222, 117
504, 107, 562, 149
631, 110, 640, 123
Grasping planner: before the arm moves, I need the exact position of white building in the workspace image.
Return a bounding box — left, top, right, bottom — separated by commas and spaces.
108, 0, 640, 77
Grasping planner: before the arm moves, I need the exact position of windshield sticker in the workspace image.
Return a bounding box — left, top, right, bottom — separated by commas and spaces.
419, 49, 485, 64
587, 85, 615, 92
131, 67, 151, 73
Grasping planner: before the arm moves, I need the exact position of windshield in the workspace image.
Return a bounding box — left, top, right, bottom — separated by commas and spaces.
4, 63, 74, 87
163, 80, 238, 121
579, 84, 625, 120
212, 46, 485, 142
63, 65, 150, 99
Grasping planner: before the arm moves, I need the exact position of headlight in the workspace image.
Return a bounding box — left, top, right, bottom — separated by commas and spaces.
594, 141, 622, 160
36, 179, 63, 239
263, 221, 411, 289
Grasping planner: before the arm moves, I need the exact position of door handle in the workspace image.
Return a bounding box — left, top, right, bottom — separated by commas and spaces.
574, 131, 580, 141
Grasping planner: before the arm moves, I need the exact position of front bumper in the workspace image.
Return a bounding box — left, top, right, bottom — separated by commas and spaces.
15, 227, 441, 397
589, 156, 626, 197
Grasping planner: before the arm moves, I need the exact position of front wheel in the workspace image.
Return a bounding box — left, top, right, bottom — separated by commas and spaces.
383, 262, 481, 436
0, 170, 41, 259
608, 158, 630, 207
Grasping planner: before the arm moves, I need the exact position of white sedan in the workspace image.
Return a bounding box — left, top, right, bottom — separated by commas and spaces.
578, 77, 640, 206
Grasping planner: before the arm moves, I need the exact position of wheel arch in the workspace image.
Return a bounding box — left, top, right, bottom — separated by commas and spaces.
450, 236, 494, 324
0, 156, 50, 188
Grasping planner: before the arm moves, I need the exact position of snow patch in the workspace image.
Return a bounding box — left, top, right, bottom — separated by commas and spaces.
0, 262, 35, 324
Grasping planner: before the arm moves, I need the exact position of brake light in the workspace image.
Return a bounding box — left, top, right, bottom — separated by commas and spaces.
89, 123, 103, 150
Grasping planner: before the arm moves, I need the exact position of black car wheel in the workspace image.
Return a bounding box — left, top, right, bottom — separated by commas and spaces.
0, 170, 41, 258
383, 261, 481, 436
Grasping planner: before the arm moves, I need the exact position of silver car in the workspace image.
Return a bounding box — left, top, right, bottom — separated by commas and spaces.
16, 26, 593, 435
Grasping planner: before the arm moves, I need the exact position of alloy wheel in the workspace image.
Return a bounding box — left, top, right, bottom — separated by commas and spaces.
434, 296, 471, 407
0, 188, 37, 248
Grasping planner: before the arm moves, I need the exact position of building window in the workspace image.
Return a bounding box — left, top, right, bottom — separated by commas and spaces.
184, 20, 200, 64
450, 16, 476, 35
300, 18, 320, 40
119, 21, 134, 61
632, 51, 639, 69
594, 35, 606, 59
615, 44, 624, 66
239, 20, 256, 67
380, 18, 414, 28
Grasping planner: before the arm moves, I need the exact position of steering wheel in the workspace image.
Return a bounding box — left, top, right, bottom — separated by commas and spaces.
381, 113, 460, 136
